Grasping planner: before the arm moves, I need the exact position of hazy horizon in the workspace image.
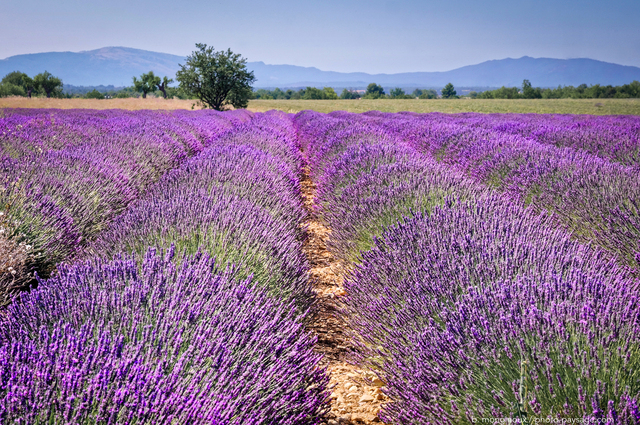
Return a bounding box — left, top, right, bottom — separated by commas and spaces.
1, 0, 639, 74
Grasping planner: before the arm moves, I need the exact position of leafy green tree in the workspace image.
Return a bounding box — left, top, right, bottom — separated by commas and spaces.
364, 83, 385, 99
340, 89, 361, 99
156, 76, 174, 99
2, 72, 29, 88
176, 43, 256, 111
522, 79, 542, 99
478, 86, 520, 99
0, 82, 25, 97
323, 87, 338, 100
84, 89, 105, 99
33, 71, 63, 98
303, 87, 326, 100
133, 71, 161, 99
413, 88, 437, 99
1, 71, 32, 97
441, 83, 457, 99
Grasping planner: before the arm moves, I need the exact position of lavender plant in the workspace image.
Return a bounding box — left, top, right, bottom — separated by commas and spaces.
0, 109, 243, 302
295, 111, 484, 262
0, 247, 329, 424
89, 112, 312, 308
344, 196, 640, 423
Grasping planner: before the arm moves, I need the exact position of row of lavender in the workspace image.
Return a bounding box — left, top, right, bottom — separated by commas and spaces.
0, 109, 249, 304
356, 111, 640, 271
1, 111, 328, 422
361, 112, 640, 168
449, 113, 640, 168
295, 111, 640, 423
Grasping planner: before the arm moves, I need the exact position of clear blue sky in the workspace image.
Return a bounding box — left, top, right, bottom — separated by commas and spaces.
1, 0, 639, 73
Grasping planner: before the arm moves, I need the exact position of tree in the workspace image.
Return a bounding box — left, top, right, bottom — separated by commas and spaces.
33, 71, 63, 98
441, 83, 457, 99
84, 89, 105, 99
156, 76, 174, 99
340, 89, 361, 99
364, 83, 385, 99
389, 87, 413, 99
522, 79, 542, 99
176, 43, 256, 111
1, 71, 35, 97
133, 71, 161, 99
323, 87, 338, 100
303, 87, 326, 100
413, 88, 437, 99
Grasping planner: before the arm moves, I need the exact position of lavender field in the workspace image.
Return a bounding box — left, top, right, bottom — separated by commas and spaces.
1, 108, 640, 424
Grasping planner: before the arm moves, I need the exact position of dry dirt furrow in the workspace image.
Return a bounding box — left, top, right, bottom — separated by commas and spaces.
301, 165, 390, 425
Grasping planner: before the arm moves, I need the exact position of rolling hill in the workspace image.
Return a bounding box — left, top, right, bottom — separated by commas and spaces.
1, 47, 639, 88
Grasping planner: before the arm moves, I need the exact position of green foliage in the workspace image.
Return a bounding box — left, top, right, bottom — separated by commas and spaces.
323, 87, 338, 100
176, 43, 256, 111
476, 80, 640, 99
84, 89, 105, 99
478, 86, 521, 99
522, 79, 542, 99
303, 87, 326, 100
413, 89, 438, 99
253, 87, 340, 100
2, 71, 31, 89
363, 83, 385, 99
388, 88, 413, 99
133, 71, 161, 99
441, 82, 458, 99
340, 89, 362, 99
156, 76, 174, 99
33, 71, 63, 98
0, 82, 26, 97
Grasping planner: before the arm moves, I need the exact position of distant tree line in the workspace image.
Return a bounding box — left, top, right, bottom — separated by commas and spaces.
0, 71, 64, 98
252, 83, 441, 100
474, 79, 640, 99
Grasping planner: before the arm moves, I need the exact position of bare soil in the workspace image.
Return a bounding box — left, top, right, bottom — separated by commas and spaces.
301, 165, 390, 425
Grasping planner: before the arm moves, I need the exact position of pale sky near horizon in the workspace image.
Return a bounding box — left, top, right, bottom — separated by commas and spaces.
1, 0, 639, 74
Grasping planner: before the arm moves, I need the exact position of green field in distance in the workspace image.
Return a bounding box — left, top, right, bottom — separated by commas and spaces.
248, 98, 640, 115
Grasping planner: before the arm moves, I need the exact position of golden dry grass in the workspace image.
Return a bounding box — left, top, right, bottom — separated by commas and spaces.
248, 98, 640, 115
2, 96, 640, 115
0, 96, 203, 110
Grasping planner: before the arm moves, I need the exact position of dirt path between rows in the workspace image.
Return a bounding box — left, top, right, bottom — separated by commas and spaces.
300, 164, 390, 425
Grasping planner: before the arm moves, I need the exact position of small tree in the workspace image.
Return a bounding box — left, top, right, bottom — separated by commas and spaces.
33, 71, 63, 98
156, 76, 174, 99
323, 87, 338, 100
413, 88, 437, 99
340, 89, 361, 99
303, 87, 326, 100
133, 71, 161, 99
441, 83, 457, 99
84, 89, 105, 99
522, 79, 542, 99
176, 43, 255, 111
364, 83, 385, 99
1, 71, 35, 97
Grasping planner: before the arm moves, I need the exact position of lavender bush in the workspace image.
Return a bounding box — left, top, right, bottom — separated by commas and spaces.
344, 196, 640, 423
89, 112, 312, 308
0, 109, 243, 303
0, 247, 328, 424
325, 112, 640, 270
295, 111, 484, 262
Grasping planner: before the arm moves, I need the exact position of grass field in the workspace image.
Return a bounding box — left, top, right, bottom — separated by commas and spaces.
2, 96, 640, 115
248, 98, 640, 115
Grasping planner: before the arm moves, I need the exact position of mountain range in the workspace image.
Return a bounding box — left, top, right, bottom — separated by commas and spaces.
1, 47, 639, 89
